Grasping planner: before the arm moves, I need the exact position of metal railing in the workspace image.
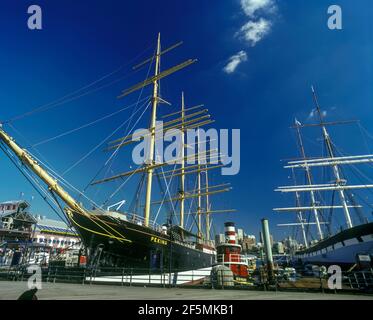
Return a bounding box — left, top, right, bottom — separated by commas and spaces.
116, 211, 163, 233
0, 265, 215, 288
217, 254, 247, 264
1, 264, 373, 293
344, 270, 373, 291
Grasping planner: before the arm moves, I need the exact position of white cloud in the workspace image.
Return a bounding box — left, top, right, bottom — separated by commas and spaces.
236, 18, 272, 47
308, 109, 315, 119
308, 109, 327, 120
223, 51, 248, 74
240, 0, 275, 17
222, 0, 278, 76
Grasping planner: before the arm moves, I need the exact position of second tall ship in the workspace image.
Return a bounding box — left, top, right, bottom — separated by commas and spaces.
275, 87, 373, 268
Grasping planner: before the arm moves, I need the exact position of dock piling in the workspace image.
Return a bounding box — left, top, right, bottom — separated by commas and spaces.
261, 218, 274, 283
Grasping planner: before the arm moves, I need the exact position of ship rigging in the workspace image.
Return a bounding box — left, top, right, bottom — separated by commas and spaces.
0, 34, 236, 270
274, 87, 373, 267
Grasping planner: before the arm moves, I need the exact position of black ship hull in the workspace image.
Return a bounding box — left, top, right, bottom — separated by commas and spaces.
294, 222, 373, 268
68, 210, 216, 271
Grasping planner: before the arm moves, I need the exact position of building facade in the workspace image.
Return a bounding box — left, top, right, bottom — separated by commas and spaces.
0, 199, 81, 266
32, 215, 81, 250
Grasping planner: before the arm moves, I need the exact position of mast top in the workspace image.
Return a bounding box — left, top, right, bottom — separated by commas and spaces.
311, 85, 326, 125
118, 34, 196, 99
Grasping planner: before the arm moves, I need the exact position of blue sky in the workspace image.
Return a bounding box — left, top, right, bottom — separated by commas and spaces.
0, 1, 372, 242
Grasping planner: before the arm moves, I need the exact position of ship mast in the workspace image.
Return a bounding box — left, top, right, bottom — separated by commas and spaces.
311, 86, 353, 229
205, 166, 210, 241
179, 92, 185, 228
197, 130, 202, 239
290, 168, 308, 247
276, 89, 373, 245
90, 35, 235, 235
106, 34, 197, 228
294, 121, 323, 240
144, 33, 161, 227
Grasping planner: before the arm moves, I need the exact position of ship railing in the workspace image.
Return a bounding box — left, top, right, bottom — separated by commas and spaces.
172, 239, 196, 249
344, 269, 373, 290
124, 212, 163, 232
217, 254, 247, 265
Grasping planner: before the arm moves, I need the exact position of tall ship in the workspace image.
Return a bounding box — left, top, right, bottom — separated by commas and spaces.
274, 87, 373, 268
0, 34, 235, 271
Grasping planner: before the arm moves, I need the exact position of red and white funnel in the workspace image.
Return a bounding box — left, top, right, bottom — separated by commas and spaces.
224, 222, 236, 244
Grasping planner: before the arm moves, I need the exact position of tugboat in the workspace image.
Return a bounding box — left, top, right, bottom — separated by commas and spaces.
216, 222, 249, 281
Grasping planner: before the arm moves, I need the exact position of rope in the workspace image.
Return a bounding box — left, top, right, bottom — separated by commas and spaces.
358, 122, 373, 142
81, 47, 156, 199
0, 42, 168, 245
0, 142, 69, 226
154, 164, 179, 226
327, 190, 336, 236
98, 101, 154, 204
2, 43, 153, 124
77, 97, 152, 200
3, 142, 131, 242
127, 172, 146, 215
61, 99, 151, 176
32, 96, 150, 147
102, 164, 143, 206
4, 93, 152, 242
8, 123, 59, 177
6, 123, 124, 241
186, 176, 198, 232
358, 122, 372, 154
153, 141, 181, 225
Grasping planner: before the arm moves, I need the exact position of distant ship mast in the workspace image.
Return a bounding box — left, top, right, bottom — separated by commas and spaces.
294, 119, 323, 240
179, 92, 186, 229
311, 86, 353, 229
275, 87, 373, 245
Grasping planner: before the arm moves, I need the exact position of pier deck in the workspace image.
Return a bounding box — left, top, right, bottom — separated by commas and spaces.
0, 281, 372, 300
